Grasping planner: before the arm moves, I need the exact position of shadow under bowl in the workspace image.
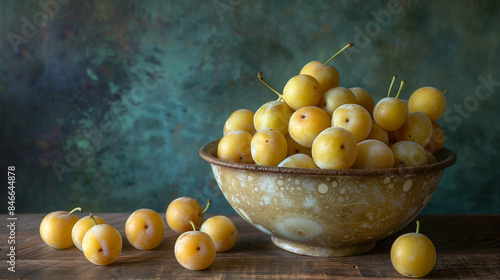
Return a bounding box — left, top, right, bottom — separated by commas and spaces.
200, 139, 456, 257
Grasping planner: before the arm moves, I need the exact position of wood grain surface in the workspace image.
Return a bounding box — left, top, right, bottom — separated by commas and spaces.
0, 214, 499, 279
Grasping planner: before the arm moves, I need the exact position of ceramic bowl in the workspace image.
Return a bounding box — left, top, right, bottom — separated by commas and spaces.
199, 140, 456, 257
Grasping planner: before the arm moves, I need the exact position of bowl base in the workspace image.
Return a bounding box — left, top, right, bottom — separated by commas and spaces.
271, 236, 376, 257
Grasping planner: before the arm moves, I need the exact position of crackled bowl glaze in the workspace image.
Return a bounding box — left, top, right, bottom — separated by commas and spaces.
199, 140, 456, 257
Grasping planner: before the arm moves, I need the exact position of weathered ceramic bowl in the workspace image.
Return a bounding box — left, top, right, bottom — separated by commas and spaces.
200, 140, 456, 257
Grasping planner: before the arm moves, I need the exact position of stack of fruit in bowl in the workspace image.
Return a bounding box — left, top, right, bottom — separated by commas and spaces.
217, 43, 448, 170
200, 42, 456, 259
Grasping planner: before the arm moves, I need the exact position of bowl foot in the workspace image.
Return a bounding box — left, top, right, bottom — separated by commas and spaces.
271, 236, 376, 257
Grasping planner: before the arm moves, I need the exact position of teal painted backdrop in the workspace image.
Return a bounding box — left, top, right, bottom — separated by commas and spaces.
1, 0, 499, 214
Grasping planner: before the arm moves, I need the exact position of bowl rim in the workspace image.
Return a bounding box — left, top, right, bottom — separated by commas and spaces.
199, 139, 457, 176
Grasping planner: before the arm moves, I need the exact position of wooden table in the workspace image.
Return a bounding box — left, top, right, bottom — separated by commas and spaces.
1, 213, 499, 279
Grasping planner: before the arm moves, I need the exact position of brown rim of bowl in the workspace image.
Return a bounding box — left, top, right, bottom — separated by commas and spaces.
199, 139, 456, 176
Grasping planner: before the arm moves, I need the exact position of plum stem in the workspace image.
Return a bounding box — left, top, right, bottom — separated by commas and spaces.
325, 43, 354, 65
443, 89, 449, 95
416, 220, 421, 234
258, 72, 283, 101
90, 213, 98, 226
189, 220, 200, 231
395, 80, 406, 99
387, 75, 397, 97
68, 207, 82, 215
201, 199, 211, 215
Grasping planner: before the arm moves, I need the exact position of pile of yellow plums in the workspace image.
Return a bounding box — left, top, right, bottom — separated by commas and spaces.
39, 207, 123, 266
218, 43, 447, 170
39, 198, 237, 270
166, 197, 238, 270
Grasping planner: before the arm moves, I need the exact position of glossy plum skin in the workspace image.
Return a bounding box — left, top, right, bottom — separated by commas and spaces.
200, 215, 238, 252
72, 215, 106, 251
312, 127, 358, 169
391, 232, 436, 277
82, 224, 122, 265
125, 209, 165, 250
174, 231, 216, 270
166, 197, 205, 234
40, 211, 79, 249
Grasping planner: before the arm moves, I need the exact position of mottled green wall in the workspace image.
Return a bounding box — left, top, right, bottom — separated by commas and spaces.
1, 0, 499, 214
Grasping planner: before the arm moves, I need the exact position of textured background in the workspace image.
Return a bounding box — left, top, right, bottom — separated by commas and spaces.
1, 0, 499, 214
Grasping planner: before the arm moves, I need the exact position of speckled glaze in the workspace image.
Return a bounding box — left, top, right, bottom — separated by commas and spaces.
200, 140, 456, 257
